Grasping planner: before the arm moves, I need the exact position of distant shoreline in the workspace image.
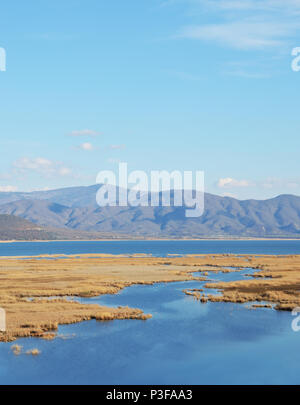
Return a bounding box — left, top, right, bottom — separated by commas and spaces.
1, 237, 300, 243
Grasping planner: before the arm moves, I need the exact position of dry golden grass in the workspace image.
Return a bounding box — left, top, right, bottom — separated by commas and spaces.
26, 348, 41, 356
0, 254, 213, 342
184, 255, 300, 311
2, 253, 299, 342
11, 345, 41, 356
11, 344, 22, 355
252, 304, 273, 309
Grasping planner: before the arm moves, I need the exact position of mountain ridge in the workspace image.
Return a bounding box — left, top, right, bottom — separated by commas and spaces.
0, 213, 132, 241
0, 186, 300, 237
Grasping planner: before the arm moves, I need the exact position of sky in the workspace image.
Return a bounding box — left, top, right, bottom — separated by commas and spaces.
0, 0, 300, 200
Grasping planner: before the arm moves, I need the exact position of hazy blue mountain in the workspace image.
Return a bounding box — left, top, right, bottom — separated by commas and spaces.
0, 185, 300, 237
0, 185, 100, 207
0, 214, 120, 241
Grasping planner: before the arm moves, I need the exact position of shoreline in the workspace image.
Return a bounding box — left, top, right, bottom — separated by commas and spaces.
1, 237, 300, 243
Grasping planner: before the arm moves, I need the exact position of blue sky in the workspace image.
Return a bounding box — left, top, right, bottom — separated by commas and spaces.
0, 0, 300, 199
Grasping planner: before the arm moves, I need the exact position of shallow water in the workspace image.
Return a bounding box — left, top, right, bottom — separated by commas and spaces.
0, 270, 299, 384
0, 241, 300, 385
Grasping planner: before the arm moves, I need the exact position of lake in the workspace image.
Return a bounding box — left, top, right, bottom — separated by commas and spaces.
0, 240, 300, 385
1, 239, 300, 257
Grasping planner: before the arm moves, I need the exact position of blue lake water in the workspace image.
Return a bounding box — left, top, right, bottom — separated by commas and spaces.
1, 240, 300, 385
1, 239, 300, 257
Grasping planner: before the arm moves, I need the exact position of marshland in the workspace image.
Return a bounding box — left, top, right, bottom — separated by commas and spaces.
1, 240, 300, 384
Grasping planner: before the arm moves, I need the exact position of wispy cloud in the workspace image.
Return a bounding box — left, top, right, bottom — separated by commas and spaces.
217, 176, 300, 193
78, 142, 94, 151
177, 20, 298, 50
0, 185, 17, 192
261, 177, 300, 190
13, 157, 73, 178
168, 0, 300, 50
68, 129, 101, 137
218, 177, 253, 188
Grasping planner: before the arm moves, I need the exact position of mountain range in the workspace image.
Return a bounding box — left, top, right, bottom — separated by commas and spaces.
1, 185, 300, 238
0, 213, 122, 241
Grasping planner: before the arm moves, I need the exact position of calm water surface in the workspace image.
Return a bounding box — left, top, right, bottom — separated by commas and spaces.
1, 239, 300, 256
0, 240, 299, 384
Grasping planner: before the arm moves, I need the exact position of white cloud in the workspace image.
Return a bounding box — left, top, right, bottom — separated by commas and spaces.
14, 157, 53, 171
218, 177, 252, 188
169, 0, 300, 50
69, 129, 100, 137
0, 185, 18, 192
78, 142, 94, 151
13, 157, 73, 178
177, 20, 297, 49
58, 167, 72, 176
217, 176, 300, 194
